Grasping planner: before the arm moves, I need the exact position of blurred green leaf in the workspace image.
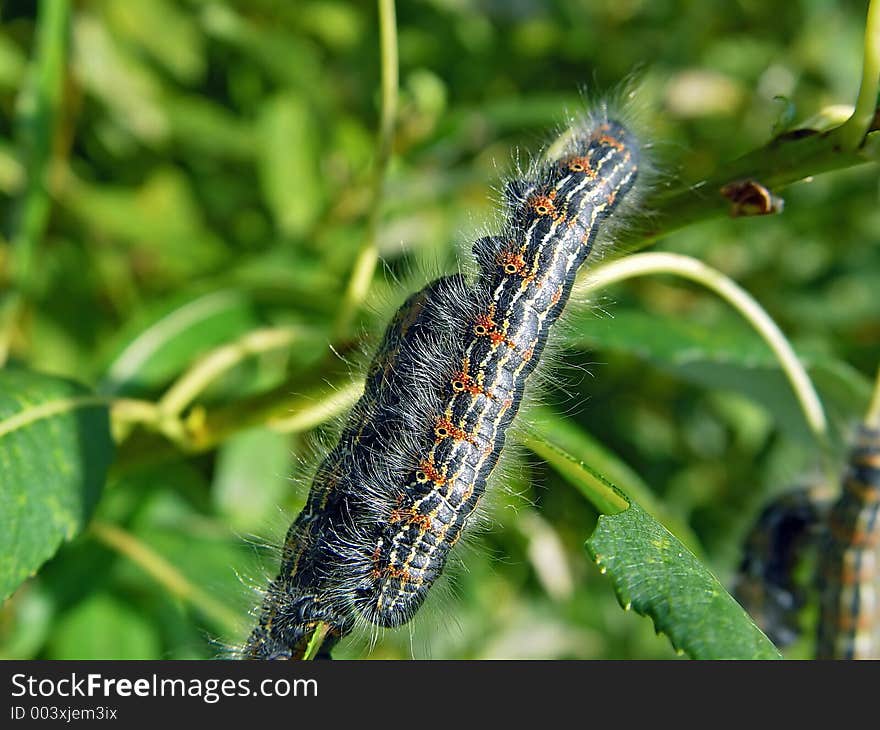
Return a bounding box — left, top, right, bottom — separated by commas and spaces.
10, 0, 69, 291
163, 94, 255, 160
0, 580, 54, 659
61, 168, 227, 279
0, 368, 113, 600
212, 427, 294, 532
102, 0, 205, 84
101, 289, 262, 396
564, 308, 871, 443
46, 592, 160, 659
257, 93, 323, 236
72, 12, 168, 143
586, 495, 781, 659
0, 140, 24, 194
0, 34, 26, 90
200, 5, 323, 93
523, 405, 704, 555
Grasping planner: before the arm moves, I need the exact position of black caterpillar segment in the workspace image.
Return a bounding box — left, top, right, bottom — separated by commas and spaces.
358, 120, 640, 626
244, 114, 641, 658
244, 277, 471, 658
733, 487, 827, 649
816, 424, 880, 659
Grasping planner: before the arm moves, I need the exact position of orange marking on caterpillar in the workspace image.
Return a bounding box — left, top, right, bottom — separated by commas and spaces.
838, 558, 877, 585
498, 250, 527, 275
434, 417, 476, 445
389, 507, 433, 532
451, 369, 493, 398
595, 131, 625, 151
853, 452, 880, 468
835, 610, 875, 632
564, 155, 596, 176
844, 478, 880, 503
385, 565, 411, 582
473, 306, 519, 350
528, 193, 563, 220
829, 518, 880, 548
417, 457, 448, 485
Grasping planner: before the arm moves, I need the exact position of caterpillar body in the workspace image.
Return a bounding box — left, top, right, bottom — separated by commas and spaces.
244, 113, 641, 659
816, 425, 880, 659
734, 425, 880, 659
733, 487, 826, 648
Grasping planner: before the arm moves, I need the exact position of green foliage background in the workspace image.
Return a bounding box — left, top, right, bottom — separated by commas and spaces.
1, 0, 877, 659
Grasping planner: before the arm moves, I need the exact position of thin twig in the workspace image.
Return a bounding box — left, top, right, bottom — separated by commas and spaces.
158, 325, 321, 418
89, 520, 241, 636
332, 0, 398, 340
580, 253, 830, 466
838, 0, 880, 149
1, 0, 69, 365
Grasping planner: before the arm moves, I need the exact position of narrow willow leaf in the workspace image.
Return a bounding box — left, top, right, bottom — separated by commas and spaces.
0, 368, 114, 600
46, 592, 160, 659
586, 493, 782, 660
522, 406, 704, 556
565, 307, 869, 442
100, 289, 260, 396
257, 93, 323, 236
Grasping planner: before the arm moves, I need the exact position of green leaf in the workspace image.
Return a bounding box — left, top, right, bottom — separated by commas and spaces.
257, 93, 323, 236
101, 0, 205, 84
100, 289, 261, 396
522, 405, 704, 556
0, 580, 55, 659
0, 368, 114, 600
0, 33, 27, 90
61, 168, 227, 279
586, 494, 781, 659
46, 592, 160, 659
564, 307, 870, 442
212, 427, 295, 532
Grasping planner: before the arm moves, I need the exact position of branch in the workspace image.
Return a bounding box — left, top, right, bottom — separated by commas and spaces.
333, 0, 399, 340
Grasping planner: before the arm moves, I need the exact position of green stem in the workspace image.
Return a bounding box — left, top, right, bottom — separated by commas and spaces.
110, 397, 186, 445
1, 0, 70, 365
157, 325, 321, 418
627, 128, 875, 251
520, 432, 629, 515
266, 380, 363, 434
89, 520, 241, 636
621, 0, 880, 252
301, 623, 330, 661
114, 372, 361, 470
332, 0, 398, 340
866, 365, 880, 428
838, 0, 880, 150
580, 252, 830, 460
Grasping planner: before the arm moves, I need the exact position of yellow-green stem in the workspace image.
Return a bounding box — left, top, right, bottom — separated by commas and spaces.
333, 0, 398, 340
301, 623, 330, 660
158, 325, 320, 418
866, 365, 880, 428
580, 253, 830, 469
89, 520, 241, 636
838, 0, 880, 150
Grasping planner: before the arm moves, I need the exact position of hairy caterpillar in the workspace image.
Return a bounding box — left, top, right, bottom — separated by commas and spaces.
817, 424, 880, 659
732, 487, 827, 648
243, 110, 641, 660
734, 425, 880, 658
